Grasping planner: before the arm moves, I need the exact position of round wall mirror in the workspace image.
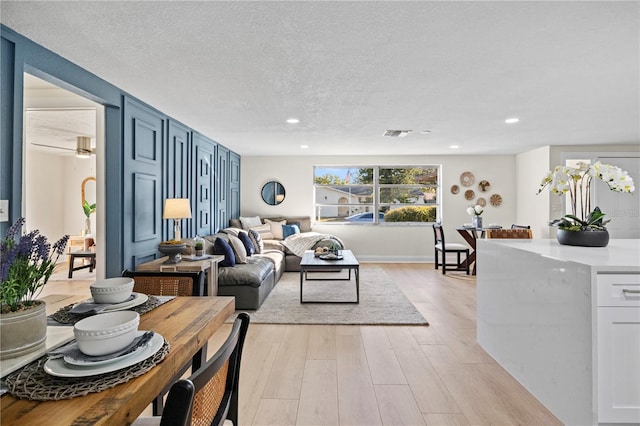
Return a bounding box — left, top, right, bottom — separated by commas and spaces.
261, 181, 285, 205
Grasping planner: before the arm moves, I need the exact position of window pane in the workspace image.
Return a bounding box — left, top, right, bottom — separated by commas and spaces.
316, 205, 375, 222
315, 167, 374, 185
379, 167, 438, 185
379, 187, 436, 204
315, 186, 373, 204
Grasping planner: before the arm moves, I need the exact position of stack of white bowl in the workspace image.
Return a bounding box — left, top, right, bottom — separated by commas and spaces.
74, 277, 139, 356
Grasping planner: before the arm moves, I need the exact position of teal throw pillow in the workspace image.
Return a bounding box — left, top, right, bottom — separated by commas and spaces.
282, 224, 300, 239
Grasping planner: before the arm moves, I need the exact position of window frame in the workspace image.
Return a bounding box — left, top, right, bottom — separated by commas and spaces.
313, 165, 441, 225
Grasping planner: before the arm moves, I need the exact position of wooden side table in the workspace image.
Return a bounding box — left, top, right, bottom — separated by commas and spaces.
136, 255, 224, 296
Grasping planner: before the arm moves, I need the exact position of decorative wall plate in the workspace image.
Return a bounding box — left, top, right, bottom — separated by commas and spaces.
478, 180, 491, 192
476, 197, 486, 207
450, 185, 460, 194
490, 194, 503, 207
464, 189, 475, 200
460, 172, 475, 187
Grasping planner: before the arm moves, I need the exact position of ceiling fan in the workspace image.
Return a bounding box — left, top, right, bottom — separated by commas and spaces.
31, 136, 95, 157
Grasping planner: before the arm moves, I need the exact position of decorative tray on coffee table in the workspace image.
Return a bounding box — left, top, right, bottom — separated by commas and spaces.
319, 253, 343, 260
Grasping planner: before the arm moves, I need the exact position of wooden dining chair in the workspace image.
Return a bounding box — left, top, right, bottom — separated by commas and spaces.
487, 228, 533, 239
122, 269, 206, 415
433, 223, 470, 275
122, 270, 206, 296
133, 313, 250, 426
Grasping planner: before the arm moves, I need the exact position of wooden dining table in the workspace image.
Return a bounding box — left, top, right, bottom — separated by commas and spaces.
456, 226, 489, 275
1, 296, 234, 425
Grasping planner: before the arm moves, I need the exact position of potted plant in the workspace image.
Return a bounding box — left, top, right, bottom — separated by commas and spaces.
82, 199, 96, 235
466, 204, 484, 229
537, 161, 635, 247
0, 218, 69, 359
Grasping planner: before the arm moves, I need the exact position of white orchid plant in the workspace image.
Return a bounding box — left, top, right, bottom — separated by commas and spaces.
466, 205, 483, 216
537, 161, 635, 231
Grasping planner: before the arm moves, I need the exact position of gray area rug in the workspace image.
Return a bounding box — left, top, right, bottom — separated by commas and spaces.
232, 265, 428, 325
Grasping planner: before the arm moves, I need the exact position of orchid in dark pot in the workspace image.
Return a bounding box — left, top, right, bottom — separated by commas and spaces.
537, 161, 635, 247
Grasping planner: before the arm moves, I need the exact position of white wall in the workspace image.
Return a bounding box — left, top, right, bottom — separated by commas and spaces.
241, 155, 516, 262
24, 151, 96, 242
516, 146, 551, 238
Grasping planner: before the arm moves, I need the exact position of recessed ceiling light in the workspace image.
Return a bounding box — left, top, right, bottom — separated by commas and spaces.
300, 145, 309, 149
450, 145, 459, 149
505, 117, 519, 124
420, 130, 431, 134
286, 118, 300, 124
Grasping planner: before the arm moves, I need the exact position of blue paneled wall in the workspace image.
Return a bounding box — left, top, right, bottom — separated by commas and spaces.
0, 25, 240, 277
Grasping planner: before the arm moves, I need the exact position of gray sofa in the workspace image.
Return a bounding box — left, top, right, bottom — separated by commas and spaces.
183, 216, 343, 310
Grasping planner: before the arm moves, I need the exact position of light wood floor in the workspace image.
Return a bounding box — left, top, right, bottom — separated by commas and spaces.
43, 263, 561, 425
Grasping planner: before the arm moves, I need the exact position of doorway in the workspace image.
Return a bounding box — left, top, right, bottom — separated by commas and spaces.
23, 73, 104, 280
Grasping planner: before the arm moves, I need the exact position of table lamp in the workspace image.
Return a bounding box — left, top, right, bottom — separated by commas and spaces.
163, 198, 191, 241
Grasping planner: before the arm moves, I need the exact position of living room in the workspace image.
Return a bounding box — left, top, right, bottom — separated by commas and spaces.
1, 2, 639, 425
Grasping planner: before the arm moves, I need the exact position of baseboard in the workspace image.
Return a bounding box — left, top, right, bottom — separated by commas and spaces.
356, 255, 434, 263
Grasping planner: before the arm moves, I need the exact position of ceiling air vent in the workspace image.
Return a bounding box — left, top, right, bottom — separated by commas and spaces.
383, 130, 412, 137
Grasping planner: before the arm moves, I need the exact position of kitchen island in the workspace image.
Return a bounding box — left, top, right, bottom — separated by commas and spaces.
476, 239, 640, 425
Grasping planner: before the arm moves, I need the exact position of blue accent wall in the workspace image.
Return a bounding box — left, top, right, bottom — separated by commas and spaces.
1, 24, 240, 277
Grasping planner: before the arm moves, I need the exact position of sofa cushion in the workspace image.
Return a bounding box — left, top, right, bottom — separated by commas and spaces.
213, 237, 235, 267
228, 235, 248, 263
217, 257, 273, 288
251, 223, 273, 240
256, 250, 286, 280
264, 219, 286, 240
263, 239, 285, 252
239, 215, 262, 230
249, 229, 264, 254
282, 223, 300, 239
238, 231, 255, 256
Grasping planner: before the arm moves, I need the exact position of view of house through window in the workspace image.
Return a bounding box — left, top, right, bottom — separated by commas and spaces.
314, 166, 440, 223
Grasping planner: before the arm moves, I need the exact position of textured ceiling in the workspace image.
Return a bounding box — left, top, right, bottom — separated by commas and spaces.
2, 1, 639, 156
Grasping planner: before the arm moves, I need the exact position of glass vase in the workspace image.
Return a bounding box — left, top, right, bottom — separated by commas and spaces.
472, 215, 483, 229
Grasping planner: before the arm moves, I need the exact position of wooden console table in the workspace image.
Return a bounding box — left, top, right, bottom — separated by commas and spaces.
136, 255, 224, 296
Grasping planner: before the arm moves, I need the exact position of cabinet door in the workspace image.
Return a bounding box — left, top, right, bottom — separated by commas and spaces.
598, 306, 640, 423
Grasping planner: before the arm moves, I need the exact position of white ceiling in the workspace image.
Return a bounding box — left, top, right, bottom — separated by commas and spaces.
3, 1, 639, 157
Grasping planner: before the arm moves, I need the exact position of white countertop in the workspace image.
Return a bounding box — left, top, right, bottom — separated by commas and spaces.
479, 239, 640, 271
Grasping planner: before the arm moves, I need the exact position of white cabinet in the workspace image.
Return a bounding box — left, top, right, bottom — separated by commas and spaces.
597, 274, 640, 424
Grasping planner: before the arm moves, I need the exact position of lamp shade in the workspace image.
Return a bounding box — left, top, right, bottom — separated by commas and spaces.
163, 198, 192, 220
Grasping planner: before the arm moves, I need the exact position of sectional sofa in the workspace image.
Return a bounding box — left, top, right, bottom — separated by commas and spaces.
182, 216, 343, 310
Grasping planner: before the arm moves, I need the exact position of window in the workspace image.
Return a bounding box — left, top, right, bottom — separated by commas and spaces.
314, 166, 440, 224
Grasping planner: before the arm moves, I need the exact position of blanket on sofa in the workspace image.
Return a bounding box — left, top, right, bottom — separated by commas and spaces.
282, 232, 344, 257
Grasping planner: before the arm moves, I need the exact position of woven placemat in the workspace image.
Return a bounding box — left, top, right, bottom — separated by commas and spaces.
3, 340, 170, 401
50, 295, 167, 325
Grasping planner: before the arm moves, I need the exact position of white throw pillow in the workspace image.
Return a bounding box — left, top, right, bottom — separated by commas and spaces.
239, 215, 262, 230
227, 235, 248, 264
250, 223, 273, 240
264, 219, 286, 240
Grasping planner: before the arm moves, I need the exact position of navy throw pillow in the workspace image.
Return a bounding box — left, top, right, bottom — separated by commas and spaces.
238, 231, 255, 256
249, 229, 264, 254
282, 224, 300, 239
213, 237, 236, 267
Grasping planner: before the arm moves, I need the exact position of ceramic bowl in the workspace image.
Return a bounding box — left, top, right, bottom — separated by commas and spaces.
90, 277, 134, 304
73, 311, 140, 356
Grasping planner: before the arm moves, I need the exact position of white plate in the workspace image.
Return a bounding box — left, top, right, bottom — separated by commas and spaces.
44, 331, 163, 377
63, 336, 149, 367
81, 292, 149, 312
